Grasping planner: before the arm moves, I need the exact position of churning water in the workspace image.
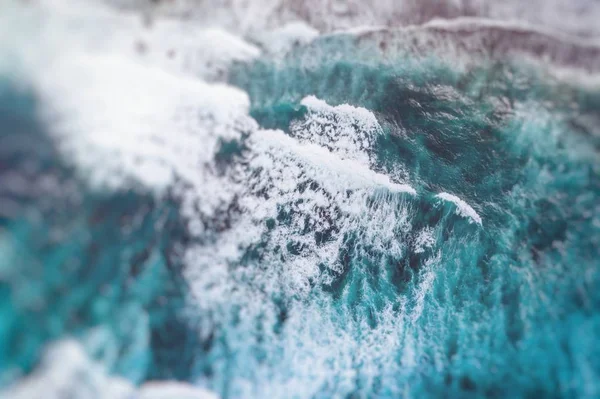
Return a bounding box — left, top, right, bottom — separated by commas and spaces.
0, 2, 599, 398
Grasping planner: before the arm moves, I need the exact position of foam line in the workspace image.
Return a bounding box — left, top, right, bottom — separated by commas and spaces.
435, 192, 482, 225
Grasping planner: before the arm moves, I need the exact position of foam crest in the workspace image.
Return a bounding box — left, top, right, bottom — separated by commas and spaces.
290, 96, 383, 166
435, 192, 483, 225
249, 129, 415, 194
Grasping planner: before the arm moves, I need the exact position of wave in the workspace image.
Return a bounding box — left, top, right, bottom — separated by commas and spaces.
339, 18, 600, 73
250, 129, 416, 195
435, 192, 482, 225
2, 1, 599, 398
293, 95, 382, 165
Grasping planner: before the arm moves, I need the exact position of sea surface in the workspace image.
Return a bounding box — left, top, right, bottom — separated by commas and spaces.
0, 1, 599, 398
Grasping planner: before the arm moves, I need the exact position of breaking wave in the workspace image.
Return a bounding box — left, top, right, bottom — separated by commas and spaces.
0, 1, 599, 398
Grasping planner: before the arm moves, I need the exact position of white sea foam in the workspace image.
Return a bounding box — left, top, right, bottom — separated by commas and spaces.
290, 96, 413, 185
130, 25, 260, 80
411, 252, 441, 322
250, 129, 415, 194
38, 53, 254, 195
2, 1, 260, 232
0, 340, 134, 399
139, 382, 219, 399
435, 192, 482, 225
414, 227, 436, 253
1, 0, 259, 202
292, 96, 382, 166
0, 0, 259, 81
0, 340, 219, 399
185, 125, 415, 307
182, 122, 421, 397
253, 22, 319, 55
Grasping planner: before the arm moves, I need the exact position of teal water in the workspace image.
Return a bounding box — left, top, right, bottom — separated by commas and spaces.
0, 85, 201, 385
227, 48, 600, 397
1, 33, 600, 398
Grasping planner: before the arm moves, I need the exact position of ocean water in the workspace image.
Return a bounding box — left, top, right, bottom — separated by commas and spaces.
0, 2, 599, 399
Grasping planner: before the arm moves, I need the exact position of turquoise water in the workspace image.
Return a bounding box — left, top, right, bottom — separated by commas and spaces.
1, 33, 600, 398
0, 85, 200, 384
226, 47, 600, 398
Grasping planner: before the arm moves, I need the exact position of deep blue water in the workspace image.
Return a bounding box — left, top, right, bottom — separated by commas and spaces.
1, 31, 599, 398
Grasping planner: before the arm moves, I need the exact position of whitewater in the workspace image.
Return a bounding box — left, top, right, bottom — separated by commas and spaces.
0, 1, 599, 398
